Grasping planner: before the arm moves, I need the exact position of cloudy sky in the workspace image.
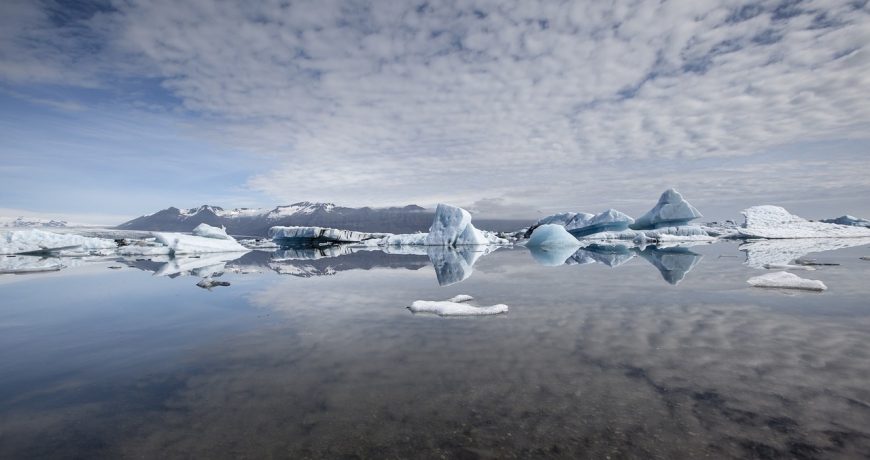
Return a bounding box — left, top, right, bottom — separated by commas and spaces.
1, 0, 869, 224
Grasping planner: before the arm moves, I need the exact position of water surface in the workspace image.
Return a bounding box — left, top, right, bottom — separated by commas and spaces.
2, 242, 870, 458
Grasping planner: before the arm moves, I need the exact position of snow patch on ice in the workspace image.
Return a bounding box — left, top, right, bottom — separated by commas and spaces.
192, 223, 232, 240
747, 271, 827, 291
740, 206, 870, 239
408, 296, 508, 316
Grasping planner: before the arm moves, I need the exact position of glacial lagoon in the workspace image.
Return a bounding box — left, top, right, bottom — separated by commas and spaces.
2, 241, 870, 458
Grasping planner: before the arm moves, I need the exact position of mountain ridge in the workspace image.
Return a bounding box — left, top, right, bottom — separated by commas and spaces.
117, 202, 529, 236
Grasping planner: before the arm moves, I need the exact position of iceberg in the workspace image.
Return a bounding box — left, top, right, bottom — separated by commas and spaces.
747, 271, 827, 291
0, 229, 117, 255
408, 295, 508, 316
527, 209, 634, 238
153, 232, 248, 254
630, 189, 703, 230
425, 204, 490, 246
192, 223, 233, 239
819, 215, 870, 228
269, 226, 388, 247
637, 246, 703, 285
526, 224, 581, 248
739, 206, 870, 239
566, 209, 635, 237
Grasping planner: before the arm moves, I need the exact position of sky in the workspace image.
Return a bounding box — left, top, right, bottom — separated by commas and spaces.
1, 0, 869, 225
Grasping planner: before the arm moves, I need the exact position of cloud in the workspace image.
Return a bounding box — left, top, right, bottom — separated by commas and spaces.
1, 0, 870, 217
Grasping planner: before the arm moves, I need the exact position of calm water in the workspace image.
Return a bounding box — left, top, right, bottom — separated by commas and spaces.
2, 241, 870, 459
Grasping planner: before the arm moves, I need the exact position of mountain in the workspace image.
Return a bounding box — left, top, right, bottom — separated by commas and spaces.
117, 202, 531, 236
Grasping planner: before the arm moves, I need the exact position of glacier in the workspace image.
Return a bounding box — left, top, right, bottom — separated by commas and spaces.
739, 206, 870, 239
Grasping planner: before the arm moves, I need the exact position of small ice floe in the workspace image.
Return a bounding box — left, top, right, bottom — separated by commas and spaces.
408, 295, 508, 316
196, 278, 231, 290
762, 263, 815, 271
747, 271, 827, 291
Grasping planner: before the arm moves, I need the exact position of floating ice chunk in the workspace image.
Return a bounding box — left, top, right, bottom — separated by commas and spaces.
820, 215, 870, 227
425, 204, 504, 246
0, 229, 117, 255
637, 246, 703, 285
631, 189, 703, 230
527, 224, 581, 248
153, 231, 248, 254
269, 226, 387, 247
192, 223, 232, 240
740, 206, 870, 239
408, 296, 508, 316
747, 271, 827, 291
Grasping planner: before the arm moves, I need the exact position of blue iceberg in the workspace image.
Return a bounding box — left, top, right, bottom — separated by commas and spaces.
630, 189, 702, 230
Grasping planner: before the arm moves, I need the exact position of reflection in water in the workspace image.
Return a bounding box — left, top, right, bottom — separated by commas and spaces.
740, 237, 870, 268
566, 243, 636, 267
527, 243, 703, 285
637, 246, 703, 285
427, 245, 497, 286
2, 243, 870, 458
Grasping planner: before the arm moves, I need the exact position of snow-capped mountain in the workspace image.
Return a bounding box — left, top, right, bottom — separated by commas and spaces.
117, 201, 530, 236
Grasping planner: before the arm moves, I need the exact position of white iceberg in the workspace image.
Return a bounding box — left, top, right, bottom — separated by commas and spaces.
739, 206, 870, 239
0, 229, 117, 255
425, 203, 491, 246
747, 271, 827, 291
408, 295, 508, 316
192, 223, 233, 239
630, 189, 703, 230
154, 224, 248, 254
